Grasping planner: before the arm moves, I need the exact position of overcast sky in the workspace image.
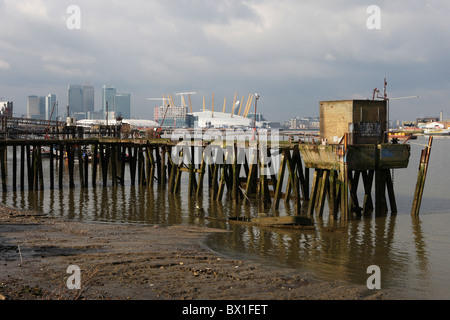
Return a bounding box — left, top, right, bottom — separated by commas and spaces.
1, 0, 449, 122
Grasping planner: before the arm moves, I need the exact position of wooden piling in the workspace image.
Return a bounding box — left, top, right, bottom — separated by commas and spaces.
0, 136, 411, 223
411, 136, 433, 216
273, 149, 287, 210
78, 145, 85, 188
49, 144, 54, 190
13, 145, 17, 192
196, 150, 206, 198
59, 144, 64, 189
307, 169, 320, 215
20, 145, 25, 191
67, 144, 75, 188
129, 147, 136, 186
92, 143, 98, 187
0, 147, 6, 192
37, 146, 44, 190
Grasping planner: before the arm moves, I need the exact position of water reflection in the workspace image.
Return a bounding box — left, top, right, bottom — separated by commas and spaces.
205, 213, 434, 299
3, 136, 450, 298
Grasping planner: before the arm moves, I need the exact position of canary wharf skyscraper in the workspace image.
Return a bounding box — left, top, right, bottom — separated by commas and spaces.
102, 85, 116, 116
82, 82, 94, 113
68, 83, 95, 117
68, 84, 82, 115
115, 93, 130, 119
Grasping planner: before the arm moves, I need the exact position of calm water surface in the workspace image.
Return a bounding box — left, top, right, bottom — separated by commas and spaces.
2, 135, 450, 299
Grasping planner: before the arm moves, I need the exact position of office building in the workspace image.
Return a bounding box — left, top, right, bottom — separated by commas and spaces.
68, 83, 95, 117
27, 95, 45, 119
68, 84, 82, 115
82, 83, 95, 113
102, 85, 116, 116
115, 93, 131, 119
154, 105, 189, 128
45, 94, 57, 121
0, 101, 13, 117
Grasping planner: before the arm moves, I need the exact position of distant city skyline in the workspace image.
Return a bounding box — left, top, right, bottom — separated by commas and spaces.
102, 85, 131, 119
68, 82, 94, 117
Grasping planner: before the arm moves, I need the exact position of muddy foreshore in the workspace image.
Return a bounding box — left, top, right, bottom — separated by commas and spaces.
0, 204, 390, 300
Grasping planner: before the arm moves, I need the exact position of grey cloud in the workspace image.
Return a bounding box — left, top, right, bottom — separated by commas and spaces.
1, 0, 449, 122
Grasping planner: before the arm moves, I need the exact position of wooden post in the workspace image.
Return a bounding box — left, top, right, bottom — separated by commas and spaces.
374, 145, 387, 216
217, 156, 227, 201
32, 146, 38, 190
37, 146, 44, 190
362, 170, 374, 215
120, 146, 126, 186
92, 143, 98, 187
245, 149, 258, 199
293, 147, 309, 201
26, 145, 32, 190
259, 146, 271, 208
231, 144, 239, 202
49, 144, 54, 190
327, 170, 337, 217
146, 146, 152, 189
59, 144, 64, 189
20, 145, 25, 191
140, 147, 146, 186
317, 169, 330, 217
188, 145, 197, 195
78, 145, 85, 188
155, 147, 161, 186
196, 148, 206, 198
339, 166, 349, 220
13, 145, 17, 192
100, 144, 109, 187
273, 149, 287, 210
84, 145, 89, 188
385, 169, 397, 214
137, 147, 142, 186
411, 136, 433, 216
168, 150, 176, 193
161, 146, 166, 188
348, 170, 361, 216
67, 144, 75, 189
0, 147, 6, 192
129, 147, 137, 186
147, 146, 155, 189
210, 163, 219, 199
174, 163, 182, 194
307, 169, 321, 215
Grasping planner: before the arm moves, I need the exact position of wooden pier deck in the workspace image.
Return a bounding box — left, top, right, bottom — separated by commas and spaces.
0, 136, 411, 220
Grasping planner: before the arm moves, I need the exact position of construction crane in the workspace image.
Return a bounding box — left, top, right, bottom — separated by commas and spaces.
372, 78, 419, 131
176, 92, 196, 113
147, 96, 170, 136
44, 101, 58, 139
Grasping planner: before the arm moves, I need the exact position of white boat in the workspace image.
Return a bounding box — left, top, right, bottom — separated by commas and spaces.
424, 128, 450, 135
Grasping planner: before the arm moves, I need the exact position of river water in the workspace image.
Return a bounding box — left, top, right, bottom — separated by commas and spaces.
1, 135, 450, 299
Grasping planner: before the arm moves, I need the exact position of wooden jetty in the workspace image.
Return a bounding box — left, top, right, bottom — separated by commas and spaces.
0, 99, 416, 220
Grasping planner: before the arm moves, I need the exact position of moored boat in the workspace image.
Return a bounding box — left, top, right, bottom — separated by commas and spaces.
388, 131, 417, 141
424, 128, 450, 136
